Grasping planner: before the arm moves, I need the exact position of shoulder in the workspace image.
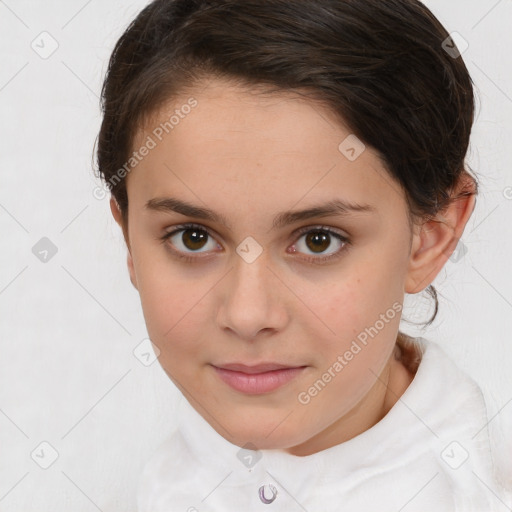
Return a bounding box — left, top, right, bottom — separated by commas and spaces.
395, 335, 512, 506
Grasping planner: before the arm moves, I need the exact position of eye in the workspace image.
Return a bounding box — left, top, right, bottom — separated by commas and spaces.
160, 223, 350, 263
289, 226, 349, 263
161, 223, 220, 259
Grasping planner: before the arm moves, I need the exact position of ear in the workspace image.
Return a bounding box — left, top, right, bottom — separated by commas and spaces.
110, 197, 138, 291
405, 175, 476, 294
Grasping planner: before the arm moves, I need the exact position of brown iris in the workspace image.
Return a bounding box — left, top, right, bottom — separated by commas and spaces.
305, 231, 331, 253
182, 228, 208, 251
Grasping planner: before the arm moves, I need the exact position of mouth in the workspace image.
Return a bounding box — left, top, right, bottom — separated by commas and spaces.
211, 363, 308, 394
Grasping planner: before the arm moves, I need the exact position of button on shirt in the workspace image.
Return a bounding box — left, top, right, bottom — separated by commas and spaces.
137, 339, 512, 511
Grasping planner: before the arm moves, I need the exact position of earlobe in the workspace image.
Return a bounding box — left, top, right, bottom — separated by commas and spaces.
405, 180, 476, 294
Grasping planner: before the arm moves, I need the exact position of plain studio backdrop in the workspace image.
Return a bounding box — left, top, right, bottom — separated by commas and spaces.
1, 0, 511, 510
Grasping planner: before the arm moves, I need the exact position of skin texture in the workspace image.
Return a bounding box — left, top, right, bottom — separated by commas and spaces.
110, 78, 476, 456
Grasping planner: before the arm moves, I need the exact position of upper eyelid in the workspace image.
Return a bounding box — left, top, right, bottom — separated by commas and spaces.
165, 222, 348, 241
165, 222, 222, 243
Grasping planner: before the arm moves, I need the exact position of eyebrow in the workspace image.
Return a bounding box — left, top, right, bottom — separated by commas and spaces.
145, 196, 376, 231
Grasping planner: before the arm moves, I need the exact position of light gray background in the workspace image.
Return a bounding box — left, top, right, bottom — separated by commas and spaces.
1, 0, 511, 510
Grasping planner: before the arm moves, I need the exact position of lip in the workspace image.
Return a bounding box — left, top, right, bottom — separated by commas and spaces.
211, 363, 307, 394
215, 362, 302, 374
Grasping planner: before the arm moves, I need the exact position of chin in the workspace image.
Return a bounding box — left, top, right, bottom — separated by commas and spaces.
217, 414, 306, 451
230, 432, 299, 451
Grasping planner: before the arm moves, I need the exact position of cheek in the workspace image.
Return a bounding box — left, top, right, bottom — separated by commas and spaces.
311, 263, 401, 368
131, 245, 210, 345
311, 270, 381, 335
347, 241, 408, 313
137, 277, 212, 386
139, 276, 209, 343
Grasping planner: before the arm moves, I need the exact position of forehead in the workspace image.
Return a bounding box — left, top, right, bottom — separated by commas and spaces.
128, 78, 406, 218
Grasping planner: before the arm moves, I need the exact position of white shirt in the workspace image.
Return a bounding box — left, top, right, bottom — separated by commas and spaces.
137, 338, 512, 511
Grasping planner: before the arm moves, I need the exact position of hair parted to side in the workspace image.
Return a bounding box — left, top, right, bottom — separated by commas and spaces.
96, 0, 478, 365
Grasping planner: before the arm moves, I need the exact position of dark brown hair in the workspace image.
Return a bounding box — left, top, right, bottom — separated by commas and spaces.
96, 0, 478, 364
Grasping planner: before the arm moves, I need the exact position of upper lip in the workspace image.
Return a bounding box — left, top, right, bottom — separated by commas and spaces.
213, 363, 305, 374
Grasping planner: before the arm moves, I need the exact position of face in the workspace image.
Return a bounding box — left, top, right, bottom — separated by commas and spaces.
116, 78, 422, 455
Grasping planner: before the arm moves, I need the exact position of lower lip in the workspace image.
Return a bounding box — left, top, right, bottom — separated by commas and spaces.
212, 366, 307, 394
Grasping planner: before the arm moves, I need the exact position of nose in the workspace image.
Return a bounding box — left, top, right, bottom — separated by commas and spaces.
216, 250, 289, 341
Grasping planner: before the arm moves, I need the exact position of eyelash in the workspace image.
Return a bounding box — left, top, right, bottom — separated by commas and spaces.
159, 223, 351, 264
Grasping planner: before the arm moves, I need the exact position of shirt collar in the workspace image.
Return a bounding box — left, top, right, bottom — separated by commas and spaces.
174, 337, 491, 497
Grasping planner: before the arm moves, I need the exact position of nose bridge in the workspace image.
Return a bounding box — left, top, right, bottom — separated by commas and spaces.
230, 247, 274, 303
218, 246, 285, 338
